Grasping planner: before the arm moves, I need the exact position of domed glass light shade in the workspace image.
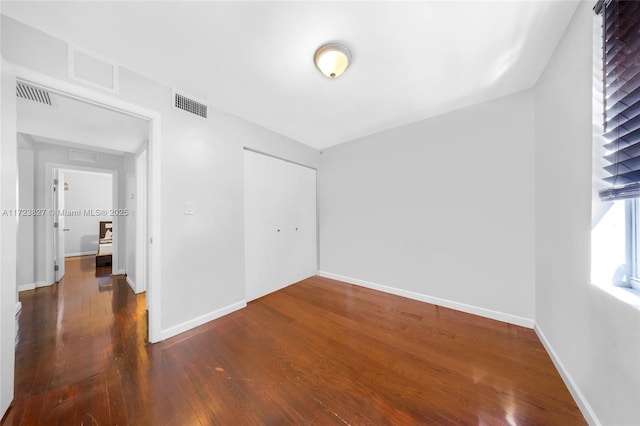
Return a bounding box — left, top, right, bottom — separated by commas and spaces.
314, 43, 352, 79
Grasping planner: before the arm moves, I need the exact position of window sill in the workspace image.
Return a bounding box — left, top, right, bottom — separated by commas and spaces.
591, 282, 640, 311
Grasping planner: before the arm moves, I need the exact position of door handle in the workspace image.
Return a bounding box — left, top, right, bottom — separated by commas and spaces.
63, 228, 70, 231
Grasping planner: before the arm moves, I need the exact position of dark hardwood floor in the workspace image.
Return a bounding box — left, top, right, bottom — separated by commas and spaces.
2, 256, 585, 425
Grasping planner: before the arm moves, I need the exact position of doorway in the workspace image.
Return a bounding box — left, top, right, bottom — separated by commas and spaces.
12, 73, 162, 343
52, 168, 115, 282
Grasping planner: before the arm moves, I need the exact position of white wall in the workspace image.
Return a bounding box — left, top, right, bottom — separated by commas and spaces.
17, 147, 35, 287
318, 90, 536, 325
2, 15, 320, 342
62, 170, 112, 256
0, 57, 18, 419
534, 2, 640, 425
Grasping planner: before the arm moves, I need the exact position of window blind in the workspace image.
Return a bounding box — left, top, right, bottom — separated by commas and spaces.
595, 0, 640, 201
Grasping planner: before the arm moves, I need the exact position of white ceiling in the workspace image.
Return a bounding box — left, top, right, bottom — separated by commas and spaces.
3, 1, 579, 150
17, 90, 149, 154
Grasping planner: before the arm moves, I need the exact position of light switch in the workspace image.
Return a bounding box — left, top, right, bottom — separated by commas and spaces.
184, 201, 195, 215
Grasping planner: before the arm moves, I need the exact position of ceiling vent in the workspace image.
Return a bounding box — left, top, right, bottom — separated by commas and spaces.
173, 91, 208, 119
68, 45, 119, 92
16, 82, 52, 106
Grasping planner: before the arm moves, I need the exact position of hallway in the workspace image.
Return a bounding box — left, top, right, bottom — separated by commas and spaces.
7, 256, 147, 425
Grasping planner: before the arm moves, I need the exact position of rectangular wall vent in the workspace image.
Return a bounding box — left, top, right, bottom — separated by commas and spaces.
16, 82, 52, 106
69, 45, 119, 92
173, 91, 208, 119
69, 150, 98, 164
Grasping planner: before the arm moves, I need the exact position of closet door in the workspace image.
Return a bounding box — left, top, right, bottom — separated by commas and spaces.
244, 150, 317, 301
244, 150, 287, 301
285, 162, 317, 285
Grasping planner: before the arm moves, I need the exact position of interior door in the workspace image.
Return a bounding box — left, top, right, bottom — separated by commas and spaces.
285, 162, 317, 284
53, 169, 65, 281
244, 150, 287, 301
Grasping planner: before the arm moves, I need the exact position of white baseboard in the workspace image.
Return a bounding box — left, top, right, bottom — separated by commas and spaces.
18, 283, 35, 292
15, 301, 22, 315
535, 324, 600, 425
65, 251, 95, 257
116, 269, 126, 275
18, 281, 48, 292
318, 271, 535, 328
125, 276, 141, 294
160, 300, 247, 341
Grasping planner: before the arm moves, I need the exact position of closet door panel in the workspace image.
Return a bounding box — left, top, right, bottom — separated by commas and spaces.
285, 162, 317, 284
244, 150, 287, 301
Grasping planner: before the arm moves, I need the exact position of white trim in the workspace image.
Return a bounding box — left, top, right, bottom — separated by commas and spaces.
160, 301, 247, 341
15, 302, 22, 316
64, 251, 95, 257
535, 324, 601, 426
242, 147, 317, 171
318, 271, 535, 328
18, 281, 48, 292
115, 269, 126, 276
135, 148, 148, 295
126, 275, 137, 293
11, 65, 163, 344
148, 101, 162, 343
17, 283, 34, 292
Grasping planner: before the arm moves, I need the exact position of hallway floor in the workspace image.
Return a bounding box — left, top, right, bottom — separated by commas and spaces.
5, 256, 146, 425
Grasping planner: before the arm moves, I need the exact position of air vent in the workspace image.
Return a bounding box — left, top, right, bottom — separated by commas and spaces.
16, 82, 52, 106
173, 92, 208, 119
69, 45, 118, 92
69, 150, 98, 164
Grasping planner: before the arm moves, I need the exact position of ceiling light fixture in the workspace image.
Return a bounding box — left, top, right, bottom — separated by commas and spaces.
314, 43, 352, 79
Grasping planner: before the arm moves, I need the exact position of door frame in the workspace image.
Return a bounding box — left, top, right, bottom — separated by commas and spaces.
13, 66, 163, 343
135, 147, 148, 295
48, 166, 118, 282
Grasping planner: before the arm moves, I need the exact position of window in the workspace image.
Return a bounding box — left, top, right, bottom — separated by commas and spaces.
628, 199, 640, 291
595, 0, 640, 201
592, 0, 640, 301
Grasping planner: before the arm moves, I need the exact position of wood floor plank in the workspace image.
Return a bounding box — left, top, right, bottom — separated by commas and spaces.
2, 256, 585, 425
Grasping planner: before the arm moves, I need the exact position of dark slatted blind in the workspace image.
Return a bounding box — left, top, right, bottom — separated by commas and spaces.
596, 0, 640, 201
